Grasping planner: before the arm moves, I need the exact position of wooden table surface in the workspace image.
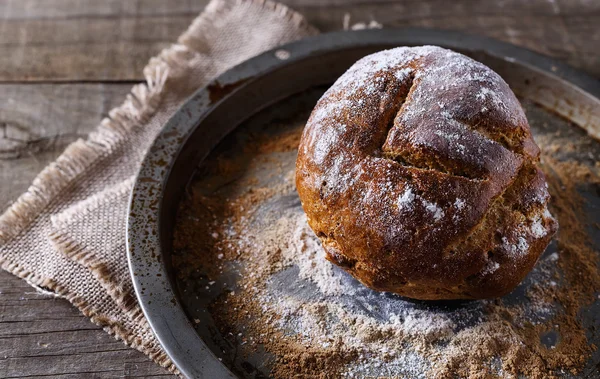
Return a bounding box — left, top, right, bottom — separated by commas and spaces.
0, 0, 598, 377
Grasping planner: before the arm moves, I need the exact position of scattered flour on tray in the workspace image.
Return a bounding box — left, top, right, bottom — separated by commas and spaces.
240, 210, 474, 377
288, 215, 353, 296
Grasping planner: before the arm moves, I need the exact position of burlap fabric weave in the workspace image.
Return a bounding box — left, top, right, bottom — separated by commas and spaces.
0, 0, 316, 373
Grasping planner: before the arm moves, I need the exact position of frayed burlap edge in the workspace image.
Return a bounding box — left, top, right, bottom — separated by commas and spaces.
0, 0, 316, 375
48, 178, 144, 324
50, 229, 145, 321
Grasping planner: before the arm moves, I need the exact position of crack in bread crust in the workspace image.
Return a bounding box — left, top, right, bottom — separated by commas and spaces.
380, 73, 489, 180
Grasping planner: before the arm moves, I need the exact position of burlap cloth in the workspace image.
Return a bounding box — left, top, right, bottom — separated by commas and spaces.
0, 0, 317, 373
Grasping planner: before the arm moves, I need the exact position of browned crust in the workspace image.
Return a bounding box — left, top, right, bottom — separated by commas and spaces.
295, 46, 557, 300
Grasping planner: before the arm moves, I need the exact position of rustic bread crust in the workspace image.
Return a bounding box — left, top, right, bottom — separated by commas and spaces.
296, 46, 557, 300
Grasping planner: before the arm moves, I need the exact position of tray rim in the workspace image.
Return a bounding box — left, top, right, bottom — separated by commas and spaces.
126, 28, 600, 378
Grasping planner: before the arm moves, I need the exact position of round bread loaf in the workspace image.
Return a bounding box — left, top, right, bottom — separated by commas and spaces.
295, 46, 558, 300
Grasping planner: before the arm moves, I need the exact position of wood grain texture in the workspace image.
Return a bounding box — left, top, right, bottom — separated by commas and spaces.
1, 0, 599, 81
0, 0, 598, 378
0, 0, 209, 81
0, 270, 171, 378
284, 0, 600, 77
0, 83, 132, 208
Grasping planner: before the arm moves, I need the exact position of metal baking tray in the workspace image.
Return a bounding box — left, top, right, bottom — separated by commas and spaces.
127, 29, 600, 378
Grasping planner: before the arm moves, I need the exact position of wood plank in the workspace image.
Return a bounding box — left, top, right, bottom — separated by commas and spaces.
2, 353, 171, 378
0, 17, 195, 82
0, 0, 207, 19
284, 0, 600, 77
0, 270, 171, 378
0, 316, 101, 334
0, 0, 209, 81
2, 0, 599, 81
558, 12, 600, 75
0, 83, 132, 208
0, 329, 128, 356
